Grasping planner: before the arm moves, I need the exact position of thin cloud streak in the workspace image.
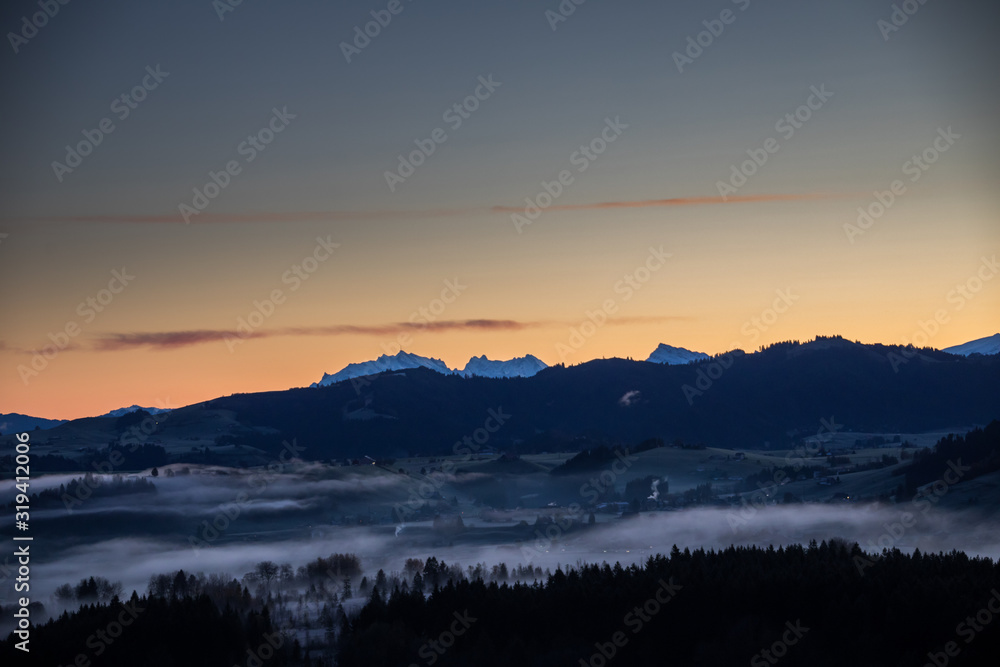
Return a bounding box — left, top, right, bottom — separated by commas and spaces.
92, 316, 690, 351
7, 209, 476, 225
6, 193, 839, 225
491, 192, 837, 213
94, 330, 244, 350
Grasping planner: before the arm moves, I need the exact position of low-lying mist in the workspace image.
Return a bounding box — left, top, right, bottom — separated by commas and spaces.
5, 462, 999, 626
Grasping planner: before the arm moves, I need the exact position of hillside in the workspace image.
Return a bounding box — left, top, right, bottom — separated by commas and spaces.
2, 338, 998, 463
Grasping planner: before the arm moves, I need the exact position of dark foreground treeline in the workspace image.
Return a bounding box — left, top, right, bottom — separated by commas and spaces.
0, 592, 291, 667
4, 542, 999, 665
338, 542, 1000, 667
899, 420, 1000, 494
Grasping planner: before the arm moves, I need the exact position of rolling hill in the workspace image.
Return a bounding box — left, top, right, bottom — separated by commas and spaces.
4, 337, 997, 464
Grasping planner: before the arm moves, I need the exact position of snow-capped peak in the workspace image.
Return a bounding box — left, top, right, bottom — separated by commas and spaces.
310, 351, 453, 387
943, 333, 1000, 357
311, 351, 549, 387
460, 354, 547, 378
98, 405, 172, 418
646, 343, 710, 365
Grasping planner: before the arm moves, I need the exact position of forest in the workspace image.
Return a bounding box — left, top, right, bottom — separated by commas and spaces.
336, 542, 1000, 667
4, 542, 999, 666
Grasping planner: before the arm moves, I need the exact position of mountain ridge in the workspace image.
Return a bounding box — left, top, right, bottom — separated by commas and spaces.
97, 405, 172, 418
0, 412, 67, 435
311, 350, 548, 387
944, 333, 1000, 357
8, 337, 997, 462
646, 343, 710, 365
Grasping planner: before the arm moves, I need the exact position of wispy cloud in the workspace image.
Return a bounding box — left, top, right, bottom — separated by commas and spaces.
6, 209, 475, 225
491, 192, 836, 213
93, 321, 538, 351
92, 316, 689, 351
284, 320, 534, 336
6, 193, 839, 225
94, 330, 243, 350
1, 340, 83, 355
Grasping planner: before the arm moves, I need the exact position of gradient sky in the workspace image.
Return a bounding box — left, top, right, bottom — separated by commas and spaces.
1, 0, 998, 419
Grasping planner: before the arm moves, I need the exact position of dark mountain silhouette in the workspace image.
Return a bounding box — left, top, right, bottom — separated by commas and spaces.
6, 337, 997, 463
0, 412, 66, 434
187, 337, 1000, 459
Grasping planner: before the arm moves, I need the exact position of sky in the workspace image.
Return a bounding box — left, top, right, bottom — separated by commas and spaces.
1, 0, 998, 419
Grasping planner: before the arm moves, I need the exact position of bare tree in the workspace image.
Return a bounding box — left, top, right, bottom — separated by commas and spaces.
255, 560, 279, 593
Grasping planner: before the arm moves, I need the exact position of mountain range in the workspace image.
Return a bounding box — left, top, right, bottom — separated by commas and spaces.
0, 405, 171, 435
0, 412, 67, 435
7, 335, 997, 462
310, 343, 710, 388
310, 351, 548, 387
309, 334, 998, 389
5, 334, 997, 434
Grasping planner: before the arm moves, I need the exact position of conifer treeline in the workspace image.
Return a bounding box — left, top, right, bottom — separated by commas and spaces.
337, 542, 1000, 667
